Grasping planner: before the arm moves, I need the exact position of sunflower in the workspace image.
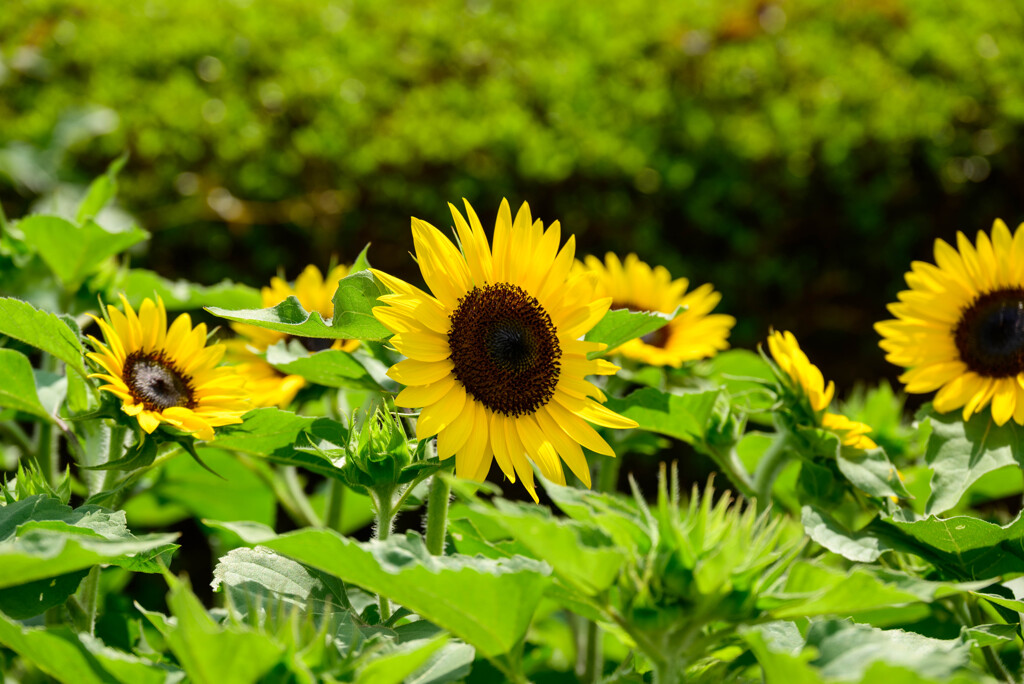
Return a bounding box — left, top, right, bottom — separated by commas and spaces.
229, 264, 357, 407
765, 330, 877, 449
580, 253, 735, 367
876, 219, 1024, 426
86, 295, 248, 441
372, 199, 638, 501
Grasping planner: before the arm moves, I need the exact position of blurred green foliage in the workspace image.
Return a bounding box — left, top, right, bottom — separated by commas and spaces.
2, 0, 1024, 386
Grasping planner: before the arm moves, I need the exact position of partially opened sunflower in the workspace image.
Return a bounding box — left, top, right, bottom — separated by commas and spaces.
877, 219, 1024, 426
372, 199, 638, 500
766, 330, 876, 449
86, 295, 248, 440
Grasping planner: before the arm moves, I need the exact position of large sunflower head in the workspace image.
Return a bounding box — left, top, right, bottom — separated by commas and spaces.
86, 295, 248, 440
765, 330, 876, 449
371, 199, 638, 501
877, 219, 1024, 426
579, 253, 735, 367
230, 264, 356, 407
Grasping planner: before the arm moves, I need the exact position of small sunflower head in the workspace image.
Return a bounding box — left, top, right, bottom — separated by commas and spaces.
86, 295, 248, 441
579, 253, 735, 367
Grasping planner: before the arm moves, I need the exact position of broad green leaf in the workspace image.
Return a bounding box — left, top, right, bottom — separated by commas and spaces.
703, 349, 776, 410
404, 640, 475, 684
350, 243, 372, 273
883, 513, 1024, 579
33, 368, 68, 417
331, 269, 392, 340
603, 387, 719, 445
835, 446, 910, 499
963, 623, 1018, 647
355, 636, 447, 684
0, 297, 86, 376
770, 561, 987, 618
207, 296, 344, 339
467, 499, 626, 596
583, 306, 681, 359
144, 574, 284, 684
221, 525, 551, 656
266, 341, 378, 389
543, 482, 650, 553
0, 495, 178, 588
801, 507, 894, 563
112, 267, 262, 310
0, 570, 87, 619
19, 215, 148, 290
804, 619, 970, 681
919, 405, 1024, 515
742, 628, 822, 684
0, 610, 176, 684
76, 153, 127, 223
0, 348, 51, 420
124, 448, 276, 527
212, 546, 349, 619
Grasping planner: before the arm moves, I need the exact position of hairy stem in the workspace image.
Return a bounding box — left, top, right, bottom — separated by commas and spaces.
425, 474, 451, 555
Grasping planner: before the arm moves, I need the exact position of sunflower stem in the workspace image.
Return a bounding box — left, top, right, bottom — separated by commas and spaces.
281, 466, 322, 528
0, 421, 33, 459
373, 488, 396, 622
576, 615, 603, 684
34, 353, 61, 487
752, 431, 793, 512
595, 454, 622, 493
425, 474, 451, 555
324, 478, 346, 532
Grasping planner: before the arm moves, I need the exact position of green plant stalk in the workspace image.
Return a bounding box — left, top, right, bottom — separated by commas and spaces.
34, 354, 61, 487
966, 598, 1017, 683
424, 474, 451, 555
323, 478, 346, 532
71, 565, 102, 635
752, 431, 793, 512
281, 466, 322, 528
372, 486, 396, 622
0, 421, 33, 458
595, 453, 622, 493
577, 616, 602, 684
705, 443, 756, 500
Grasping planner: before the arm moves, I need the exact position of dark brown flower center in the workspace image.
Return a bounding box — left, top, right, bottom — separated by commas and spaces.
123, 352, 196, 411
954, 288, 1024, 377
291, 336, 336, 353
448, 283, 561, 416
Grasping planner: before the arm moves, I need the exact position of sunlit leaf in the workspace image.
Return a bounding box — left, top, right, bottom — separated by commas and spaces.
603, 387, 719, 445
0, 348, 52, 420
583, 306, 681, 359
0, 297, 86, 376
19, 215, 148, 290
331, 269, 392, 340
266, 342, 379, 389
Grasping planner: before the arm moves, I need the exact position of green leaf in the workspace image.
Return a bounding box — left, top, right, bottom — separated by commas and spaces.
801, 506, 893, 563
583, 306, 681, 359
208, 409, 349, 478
19, 215, 148, 290
803, 619, 970, 681
963, 623, 1018, 647
355, 636, 448, 684
0, 348, 52, 420
0, 495, 179, 588
350, 243, 372, 273
266, 341, 379, 389
0, 570, 87, 619
332, 269, 392, 340
0, 297, 86, 377
0, 610, 176, 684
76, 153, 127, 223
207, 296, 345, 339
883, 513, 1024, 579
603, 387, 720, 445
770, 562, 987, 619
919, 405, 1024, 515
462, 499, 626, 596
220, 525, 551, 657
212, 545, 349, 619
835, 446, 910, 499
143, 574, 284, 684
111, 267, 262, 310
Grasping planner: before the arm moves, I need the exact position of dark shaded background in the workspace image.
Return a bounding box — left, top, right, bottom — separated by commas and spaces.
2, 0, 1024, 392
